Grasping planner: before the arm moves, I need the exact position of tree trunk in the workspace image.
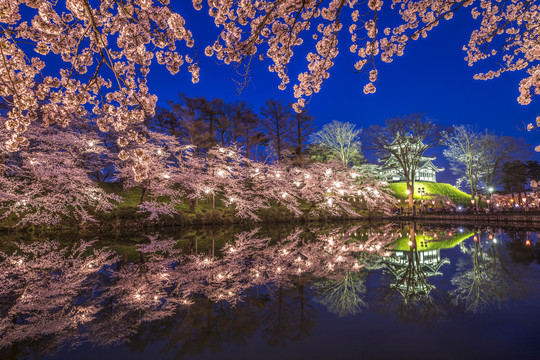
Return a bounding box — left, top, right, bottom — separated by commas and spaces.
139, 187, 148, 205
0, 153, 5, 176
245, 128, 250, 160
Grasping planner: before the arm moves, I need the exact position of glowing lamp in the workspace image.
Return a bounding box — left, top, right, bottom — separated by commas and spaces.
408, 241, 413, 246
473, 235, 478, 242
526, 239, 531, 247
489, 234, 493, 240
448, 231, 452, 236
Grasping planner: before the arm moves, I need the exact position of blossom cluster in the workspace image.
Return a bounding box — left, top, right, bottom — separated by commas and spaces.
0, 119, 394, 226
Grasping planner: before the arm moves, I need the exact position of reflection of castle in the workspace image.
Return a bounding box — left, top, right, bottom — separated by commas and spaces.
384, 249, 449, 301
392, 249, 445, 266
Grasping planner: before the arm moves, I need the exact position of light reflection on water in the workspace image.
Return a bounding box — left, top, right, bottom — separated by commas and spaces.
1, 223, 539, 360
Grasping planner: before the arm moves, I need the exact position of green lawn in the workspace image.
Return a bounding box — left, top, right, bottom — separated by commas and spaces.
388, 182, 472, 205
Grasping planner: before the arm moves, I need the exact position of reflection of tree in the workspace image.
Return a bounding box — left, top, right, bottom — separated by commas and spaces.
451, 234, 519, 313
314, 270, 368, 317
261, 285, 298, 346
505, 230, 536, 265
380, 225, 449, 321
0, 224, 398, 356
0, 240, 117, 358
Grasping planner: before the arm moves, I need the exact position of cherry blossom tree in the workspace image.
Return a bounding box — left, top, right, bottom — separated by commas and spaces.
198, 1, 540, 119
2, 0, 540, 175
0, 118, 121, 226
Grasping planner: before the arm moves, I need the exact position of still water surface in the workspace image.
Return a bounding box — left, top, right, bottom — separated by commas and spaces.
1, 222, 539, 360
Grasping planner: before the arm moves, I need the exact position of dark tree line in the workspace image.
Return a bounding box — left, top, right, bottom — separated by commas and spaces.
150, 95, 314, 165
501, 160, 540, 203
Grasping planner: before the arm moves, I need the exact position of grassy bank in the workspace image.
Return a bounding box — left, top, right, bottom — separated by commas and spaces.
388, 182, 472, 205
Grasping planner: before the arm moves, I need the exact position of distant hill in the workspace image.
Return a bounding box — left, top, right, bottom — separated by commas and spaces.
388, 182, 472, 206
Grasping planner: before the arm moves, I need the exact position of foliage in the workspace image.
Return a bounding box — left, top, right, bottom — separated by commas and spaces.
2, 0, 540, 178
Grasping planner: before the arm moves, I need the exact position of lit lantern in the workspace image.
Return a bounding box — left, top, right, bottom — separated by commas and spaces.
488, 234, 493, 240
526, 239, 531, 247
473, 235, 478, 242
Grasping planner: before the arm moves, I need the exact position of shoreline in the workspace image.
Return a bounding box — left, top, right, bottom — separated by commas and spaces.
4, 210, 540, 234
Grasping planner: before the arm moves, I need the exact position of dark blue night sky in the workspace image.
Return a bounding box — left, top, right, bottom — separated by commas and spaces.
145, 4, 539, 184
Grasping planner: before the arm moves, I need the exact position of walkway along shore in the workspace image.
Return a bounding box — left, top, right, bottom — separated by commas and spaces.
389, 211, 540, 230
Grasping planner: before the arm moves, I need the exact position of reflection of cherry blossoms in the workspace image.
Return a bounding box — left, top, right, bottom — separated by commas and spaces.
0, 225, 398, 354
0, 240, 117, 352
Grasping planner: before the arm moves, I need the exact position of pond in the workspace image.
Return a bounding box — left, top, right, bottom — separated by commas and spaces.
1, 222, 539, 360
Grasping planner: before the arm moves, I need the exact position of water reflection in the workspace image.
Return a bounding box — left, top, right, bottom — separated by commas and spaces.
451, 231, 523, 313
0, 223, 539, 358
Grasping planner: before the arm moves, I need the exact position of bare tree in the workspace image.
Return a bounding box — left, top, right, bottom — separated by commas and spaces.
150, 106, 183, 138
231, 101, 260, 159
365, 115, 445, 212
260, 99, 292, 162
289, 108, 314, 166
479, 133, 529, 189
200, 98, 226, 147
310, 120, 363, 167
167, 94, 206, 154
443, 127, 527, 203
444, 125, 484, 203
